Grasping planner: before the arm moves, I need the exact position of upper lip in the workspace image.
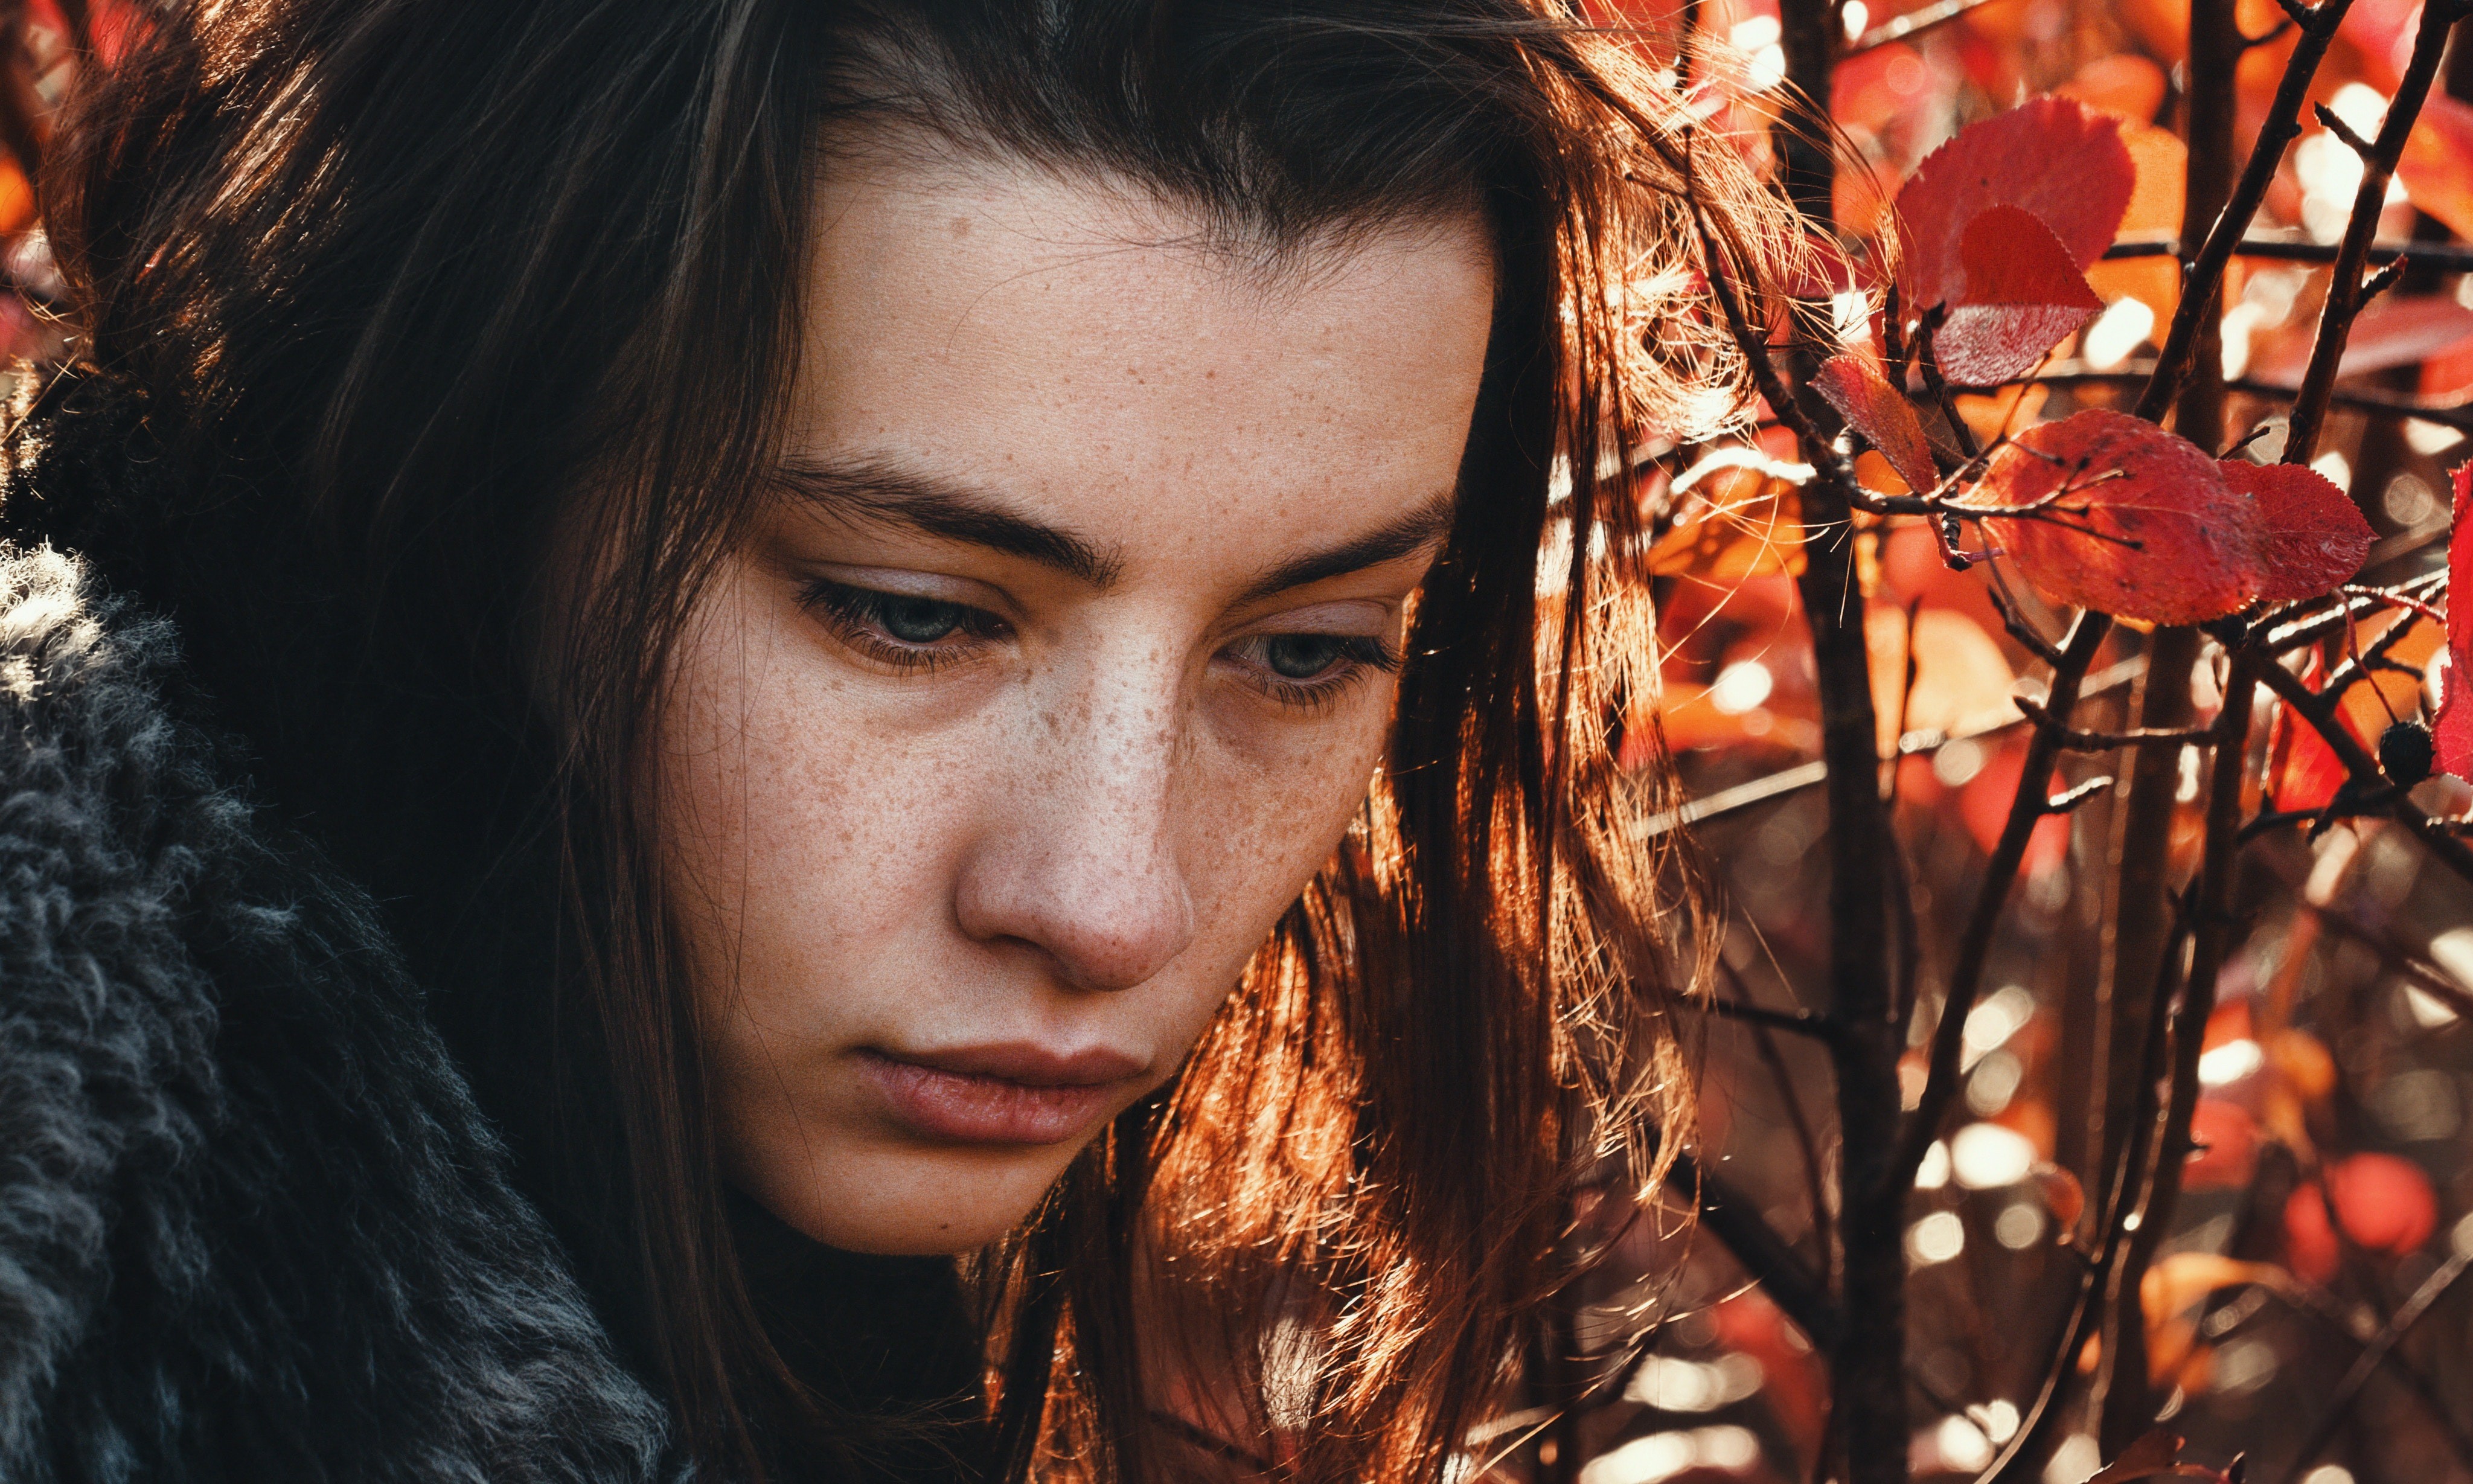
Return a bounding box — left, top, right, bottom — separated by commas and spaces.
872, 1041, 1148, 1087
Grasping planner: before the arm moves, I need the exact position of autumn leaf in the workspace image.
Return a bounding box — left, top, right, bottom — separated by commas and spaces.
2218, 460, 2373, 603
1812, 353, 1939, 495
2083, 120, 2187, 326
1970, 409, 2264, 624
2401, 94, 2473, 241
1894, 96, 2136, 313
1933, 205, 2105, 385
2436, 462, 2473, 779
2271, 701, 2348, 811
2077, 1430, 2225, 1484
2286, 1154, 2441, 1284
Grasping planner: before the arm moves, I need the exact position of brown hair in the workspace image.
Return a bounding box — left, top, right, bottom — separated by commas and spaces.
22, 2, 1799, 1479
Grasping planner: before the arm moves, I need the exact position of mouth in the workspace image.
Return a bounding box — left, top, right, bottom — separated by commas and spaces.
856, 1043, 1147, 1146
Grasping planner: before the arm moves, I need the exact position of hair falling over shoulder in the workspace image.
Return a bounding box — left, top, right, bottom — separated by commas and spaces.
27, 1, 1812, 1479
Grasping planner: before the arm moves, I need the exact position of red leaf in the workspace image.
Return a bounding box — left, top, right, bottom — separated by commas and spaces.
2218, 461, 2373, 603
2183, 1098, 2258, 1190
2272, 704, 2347, 811
2285, 1184, 2340, 1285
1812, 354, 1939, 496
2437, 462, 2473, 779
1971, 409, 2264, 624
1895, 97, 2136, 313
2402, 95, 2473, 241
1933, 205, 2105, 385
2341, 0, 2424, 92
2326, 1152, 2439, 1255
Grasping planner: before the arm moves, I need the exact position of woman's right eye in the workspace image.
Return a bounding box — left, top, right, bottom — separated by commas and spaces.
798, 578, 1005, 669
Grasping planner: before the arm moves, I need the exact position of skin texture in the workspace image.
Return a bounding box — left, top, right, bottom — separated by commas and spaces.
661, 156, 1494, 1255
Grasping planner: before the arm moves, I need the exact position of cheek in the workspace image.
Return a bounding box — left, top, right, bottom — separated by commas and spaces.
1177, 699, 1391, 966
656, 574, 963, 1041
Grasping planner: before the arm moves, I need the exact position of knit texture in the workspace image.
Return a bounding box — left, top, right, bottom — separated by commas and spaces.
0, 535, 682, 1479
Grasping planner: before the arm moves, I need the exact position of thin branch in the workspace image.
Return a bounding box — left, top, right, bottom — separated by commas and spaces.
1645, 659, 2150, 835
2283, 1251, 2473, 1482
2134, 0, 2363, 422
2253, 659, 2473, 884
2267, 573, 2451, 654
1944, 365, 2473, 434
1896, 613, 2113, 1186
2102, 234, 2473, 275
1848, 0, 2011, 50
2283, 0, 2468, 462
2273, 1282, 2473, 1474
1989, 583, 2068, 667
1748, 1009, 1838, 1286
1671, 1149, 1846, 1351
1698, 993, 1851, 1044
2014, 692, 2218, 752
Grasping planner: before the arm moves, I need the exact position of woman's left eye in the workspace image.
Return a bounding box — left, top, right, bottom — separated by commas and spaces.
1258, 634, 1361, 680
1224, 632, 1400, 704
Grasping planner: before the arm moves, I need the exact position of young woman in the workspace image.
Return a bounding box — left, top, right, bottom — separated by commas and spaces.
0, 1, 1796, 1479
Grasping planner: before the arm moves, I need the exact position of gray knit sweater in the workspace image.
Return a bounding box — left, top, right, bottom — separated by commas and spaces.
0, 541, 680, 1480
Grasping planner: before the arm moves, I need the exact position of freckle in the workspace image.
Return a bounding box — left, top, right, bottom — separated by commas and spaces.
950, 216, 971, 237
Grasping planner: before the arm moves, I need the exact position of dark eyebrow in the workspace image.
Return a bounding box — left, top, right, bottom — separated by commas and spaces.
1234, 491, 1457, 604
771, 457, 1124, 587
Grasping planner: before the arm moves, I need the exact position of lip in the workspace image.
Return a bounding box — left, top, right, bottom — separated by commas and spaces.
857, 1043, 1147, 1146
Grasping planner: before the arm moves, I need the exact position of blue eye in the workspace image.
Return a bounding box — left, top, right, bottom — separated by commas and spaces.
799, 578, 1002, 668
1226, 632, 1400, 710
873, 593, 970, 644
1259, 633, 1355, 679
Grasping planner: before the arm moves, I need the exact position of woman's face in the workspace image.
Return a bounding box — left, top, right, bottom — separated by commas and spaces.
661, 156, 1494, 1255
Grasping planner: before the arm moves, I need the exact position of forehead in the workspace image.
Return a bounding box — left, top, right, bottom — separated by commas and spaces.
790, 157, 1495, 573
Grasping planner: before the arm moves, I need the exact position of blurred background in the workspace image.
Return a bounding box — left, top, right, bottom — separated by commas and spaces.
0, 3, 2466, 1484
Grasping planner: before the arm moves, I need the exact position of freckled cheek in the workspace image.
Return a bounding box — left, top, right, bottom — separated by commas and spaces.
1179, 697, 1393, 970
658, 604, 984, 1052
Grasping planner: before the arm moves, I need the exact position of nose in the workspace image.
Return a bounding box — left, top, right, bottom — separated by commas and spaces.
952, 680, 1198, 993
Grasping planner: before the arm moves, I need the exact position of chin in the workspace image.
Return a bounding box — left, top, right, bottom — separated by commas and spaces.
738, 1137, 1087, 1256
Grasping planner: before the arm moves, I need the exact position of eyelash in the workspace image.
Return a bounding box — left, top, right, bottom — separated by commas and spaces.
1221, 633, 1402, 715
797, 578, 1401, 710
798, 579, 1008, 673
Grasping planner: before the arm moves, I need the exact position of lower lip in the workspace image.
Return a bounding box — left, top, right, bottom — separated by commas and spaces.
859, 1052, 1125, 1145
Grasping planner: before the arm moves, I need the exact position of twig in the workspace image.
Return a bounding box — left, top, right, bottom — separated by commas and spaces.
1896, 613, 2113, 1186
2267, 573, 2450, 654
2014, 692, 2218, 752
1849, 0, 2011, 51
2283, 1251, 2473, 1482
1671, 1148, 1846, 1351
2265, 1284, 2473, 1473
1989, 584, 2068, 667
2135, 0, 2362, 422
1698, 993, 1851, 1044
1746, 1002, 1838, 1285
2094, 18, 2241, 1436
2254, 659, 2473, 884
1943, 366, 2473, 434
2101, 234, 2473, 275
1645, 659, 2149, 835
2283, 0, 2468, 462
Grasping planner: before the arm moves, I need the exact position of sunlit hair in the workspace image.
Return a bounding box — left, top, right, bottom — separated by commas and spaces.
22, 1, 1802, 1479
